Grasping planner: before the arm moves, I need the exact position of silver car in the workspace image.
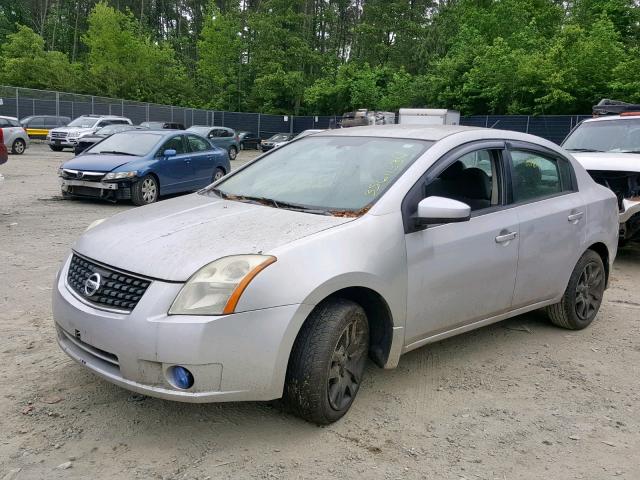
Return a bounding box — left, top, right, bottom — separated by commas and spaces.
52, 125, 618, 424
0, 115, 29, 154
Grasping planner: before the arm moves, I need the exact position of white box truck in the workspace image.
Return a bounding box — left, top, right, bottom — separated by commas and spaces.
398, 108, 460, 126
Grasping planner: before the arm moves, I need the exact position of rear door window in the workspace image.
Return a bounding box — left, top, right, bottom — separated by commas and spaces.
187, 135, 211, 152
510, 150, 567, 203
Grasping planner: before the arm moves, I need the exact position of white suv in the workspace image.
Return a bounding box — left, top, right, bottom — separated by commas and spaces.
562, 104, 640, 243
47, 115, 132, 151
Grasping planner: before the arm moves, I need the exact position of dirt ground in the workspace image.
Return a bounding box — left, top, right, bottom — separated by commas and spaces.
1, 143, 639, 480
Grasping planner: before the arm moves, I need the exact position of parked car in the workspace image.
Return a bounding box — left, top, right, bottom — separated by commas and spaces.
52, 125, 618, 424
563, 106, 640, 243
140, 121, 185, 130
237, 131, 261, 150
58, 130, 229, 205
0, 116, 29, 154
186, 126, 240, 160
260, 133, 294, 151
20, 115, 70, 139
47, 115, 132, 151
74, 124, 148, 155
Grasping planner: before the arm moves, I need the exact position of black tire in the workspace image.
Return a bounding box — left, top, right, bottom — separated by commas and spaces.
12, 138, 26, 154
131, 174, 159, 206
228, 146, 238, 160
212, 167, 225, 183
49, 146, 63, 152
546, 250, 605, 330
284, 298, 369, 425
61, 190, 72, 199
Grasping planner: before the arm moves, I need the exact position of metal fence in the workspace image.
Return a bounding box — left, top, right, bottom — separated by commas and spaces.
0, 85, 588, 143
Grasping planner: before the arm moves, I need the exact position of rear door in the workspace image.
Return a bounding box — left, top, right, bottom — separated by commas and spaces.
155, 134, 196, 193
185, 134, 217, 187
506, 143, 586, 307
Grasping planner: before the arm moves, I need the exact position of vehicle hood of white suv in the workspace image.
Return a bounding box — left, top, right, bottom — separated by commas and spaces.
73, 193, 354, 282
570, 152, 640, 173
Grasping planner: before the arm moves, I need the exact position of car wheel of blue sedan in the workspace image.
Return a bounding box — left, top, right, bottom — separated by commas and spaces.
132, 174, 159, 206
213, 167, 225, 182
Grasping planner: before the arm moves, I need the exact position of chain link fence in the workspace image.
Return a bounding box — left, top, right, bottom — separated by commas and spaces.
0, 86, 588, 143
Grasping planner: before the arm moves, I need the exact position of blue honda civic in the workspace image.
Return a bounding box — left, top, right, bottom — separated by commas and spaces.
58, 130, 231, 205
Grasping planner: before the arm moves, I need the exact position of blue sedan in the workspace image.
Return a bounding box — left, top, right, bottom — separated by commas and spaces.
58, 130, 231, 205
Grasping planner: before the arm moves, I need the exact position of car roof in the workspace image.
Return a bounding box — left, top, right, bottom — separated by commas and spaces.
581, 114, 640, 124
318, 124, 485, 141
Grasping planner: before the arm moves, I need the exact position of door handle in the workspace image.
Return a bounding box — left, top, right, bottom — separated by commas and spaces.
567, 212, 584, 222
495, 231, 518, 244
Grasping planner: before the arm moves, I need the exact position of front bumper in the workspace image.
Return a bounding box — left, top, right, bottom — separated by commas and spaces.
60, 178, 132, 201
48, 137, 78, 147
52, 255, 313, 402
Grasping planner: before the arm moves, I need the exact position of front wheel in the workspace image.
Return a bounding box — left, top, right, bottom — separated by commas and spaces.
131, 174, 159, 206
546, 250, 605, 330
49, 145, 63, 152
228, 146, 238, 160
285, 298, 369, 424
12, 139, 26, 154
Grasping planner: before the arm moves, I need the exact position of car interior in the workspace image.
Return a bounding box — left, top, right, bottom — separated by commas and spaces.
424, 151, 498, 211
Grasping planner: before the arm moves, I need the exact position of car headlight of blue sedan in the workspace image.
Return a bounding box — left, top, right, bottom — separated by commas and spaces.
103, 171, 137, 181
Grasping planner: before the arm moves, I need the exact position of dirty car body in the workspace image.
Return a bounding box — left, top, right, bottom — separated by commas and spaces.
53, 125, 618, 422
563, 115, 640, 241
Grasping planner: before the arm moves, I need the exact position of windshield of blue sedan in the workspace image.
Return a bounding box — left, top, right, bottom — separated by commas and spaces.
563, 119, 640, 153
84, 132, 164, 156
206, 136, 432, 213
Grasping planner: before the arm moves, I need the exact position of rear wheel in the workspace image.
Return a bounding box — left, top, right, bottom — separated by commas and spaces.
228, 146, 238, 160
546, 250, 605, 330
12, 139, 26, 154
285, 298, 369, 424
132, 174, 159, 206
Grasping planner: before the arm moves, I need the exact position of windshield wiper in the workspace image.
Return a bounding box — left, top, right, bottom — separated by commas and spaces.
97, 150, 137, 156
566, 148, 604, 152
210, 190, 333, 215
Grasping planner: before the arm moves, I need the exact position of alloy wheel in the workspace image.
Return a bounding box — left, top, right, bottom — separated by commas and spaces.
575, 261, 604, 321
141, 178, 158, 203
327, 316, 368, 411
13, 139, 25, 154
213, 169, 224, 181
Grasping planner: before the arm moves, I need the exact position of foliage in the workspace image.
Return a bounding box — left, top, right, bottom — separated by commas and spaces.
1, 0, 639, 115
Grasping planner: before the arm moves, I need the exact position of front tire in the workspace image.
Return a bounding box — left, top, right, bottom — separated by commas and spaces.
285, 298, 369, 425
12, 139, 26, 154
546, 250, 605, 330
131, 174, 159, 206
228, 146, 238, 160
49, 145, 63, 152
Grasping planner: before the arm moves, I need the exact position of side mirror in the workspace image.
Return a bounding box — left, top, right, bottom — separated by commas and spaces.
415, 196, 471, 226
163, 149, 177, 157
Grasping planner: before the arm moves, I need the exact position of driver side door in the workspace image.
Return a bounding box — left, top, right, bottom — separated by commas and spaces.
154, 135, 195, 193
403, 142, 520, 347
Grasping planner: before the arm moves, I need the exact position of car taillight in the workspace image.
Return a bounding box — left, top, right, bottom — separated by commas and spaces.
0, 128, 4, 143
235, 135, 240, 142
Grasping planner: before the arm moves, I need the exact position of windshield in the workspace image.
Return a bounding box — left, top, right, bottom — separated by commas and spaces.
204, 136, 432, 213
563, 119, 640, 153
85, 132, 163, 156
68, 116, 99, 128
268, 134, 291, 142
96, 125, 133, 135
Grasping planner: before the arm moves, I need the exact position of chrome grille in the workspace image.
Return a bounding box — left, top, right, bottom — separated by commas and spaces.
61, 169, 105, 181
51, 131, 68, 139
67, 254, 151, 312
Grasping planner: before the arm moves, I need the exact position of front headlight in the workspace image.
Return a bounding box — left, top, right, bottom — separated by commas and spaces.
169, 255, 276, 316
103, 171, 137, 181
68, 130, 79, 137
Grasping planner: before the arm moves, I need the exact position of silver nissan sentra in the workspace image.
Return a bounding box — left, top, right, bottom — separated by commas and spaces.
52, 125, 619, 424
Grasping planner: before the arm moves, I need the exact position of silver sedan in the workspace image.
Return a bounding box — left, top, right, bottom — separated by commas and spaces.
52, 125, 619, 424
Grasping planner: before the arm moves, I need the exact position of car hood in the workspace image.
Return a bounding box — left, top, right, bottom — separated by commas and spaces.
51, 126, 94, 134
73, 193, 354, 281
571, 152, 640, 173
62, 154, 140, 172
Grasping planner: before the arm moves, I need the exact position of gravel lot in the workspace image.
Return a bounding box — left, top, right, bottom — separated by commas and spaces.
1, 143, 639, 480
